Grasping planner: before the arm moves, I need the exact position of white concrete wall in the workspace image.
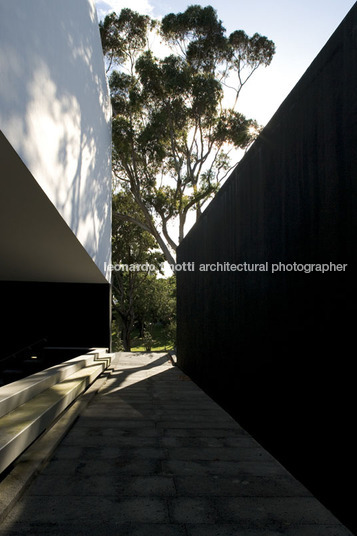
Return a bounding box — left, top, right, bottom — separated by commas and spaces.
0, 0, 111, 281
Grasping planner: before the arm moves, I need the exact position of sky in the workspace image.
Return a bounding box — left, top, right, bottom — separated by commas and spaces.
95, 0, 356, 273
95, 0, 356, 127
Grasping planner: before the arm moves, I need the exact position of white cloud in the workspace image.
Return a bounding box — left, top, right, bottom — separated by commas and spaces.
95, 0, 153, 20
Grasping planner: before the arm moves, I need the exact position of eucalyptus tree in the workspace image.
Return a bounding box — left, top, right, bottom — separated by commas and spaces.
100, 5, 275, 266
111, 191, 164, 350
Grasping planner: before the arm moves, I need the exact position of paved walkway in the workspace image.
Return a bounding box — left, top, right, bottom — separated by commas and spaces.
0, 353, 353, 535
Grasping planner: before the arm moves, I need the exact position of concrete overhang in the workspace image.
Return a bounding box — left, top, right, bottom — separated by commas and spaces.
0, 131, 108, 284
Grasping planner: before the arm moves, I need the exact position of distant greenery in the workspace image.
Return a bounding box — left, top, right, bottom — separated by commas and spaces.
112, 323, 175, 352
111, 191, 176, 351
132, 324, 175, 351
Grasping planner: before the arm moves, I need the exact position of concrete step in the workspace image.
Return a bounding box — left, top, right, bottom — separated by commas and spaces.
0, 348, 108, 419
0, 350, 112, 474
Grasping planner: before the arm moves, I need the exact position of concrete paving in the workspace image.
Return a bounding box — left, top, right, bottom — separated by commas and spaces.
0, 352, 353, 535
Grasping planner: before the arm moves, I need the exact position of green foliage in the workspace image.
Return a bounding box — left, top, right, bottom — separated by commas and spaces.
99, 8, 152, 71
101, 5, 275, 265
112, 191, 163, 350
164, 321, 177, 348
111, 323, 124, 352
135, 275, 176, 328
228, 30, 275, 67
161, 5, 227, 72
111, 191, 176, 351
142, 329, 153, 351
214, 110, 254, 145
131, 323, 175, 351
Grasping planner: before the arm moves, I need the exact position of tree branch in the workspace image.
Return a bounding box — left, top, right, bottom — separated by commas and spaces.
114, 212, 151, 233
161, 216, 178, 252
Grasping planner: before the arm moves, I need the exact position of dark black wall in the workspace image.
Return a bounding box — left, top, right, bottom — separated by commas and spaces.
177, 4, 357, 532
0, 281, 111, 359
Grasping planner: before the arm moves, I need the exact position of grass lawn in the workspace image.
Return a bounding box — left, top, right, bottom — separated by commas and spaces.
131, 324, 174, 352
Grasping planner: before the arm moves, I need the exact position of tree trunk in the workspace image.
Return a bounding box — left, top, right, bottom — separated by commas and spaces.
137, 320, 145, 338
122, 323, 131, 351
116, 309, 134, 352
131, 189, 177, 267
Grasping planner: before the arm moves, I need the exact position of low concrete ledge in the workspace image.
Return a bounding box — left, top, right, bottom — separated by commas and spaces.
0, 349, 112, 474
0, 348, 108, 419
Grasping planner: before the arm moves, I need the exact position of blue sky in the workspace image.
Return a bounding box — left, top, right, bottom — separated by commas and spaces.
95, 0, 356, 126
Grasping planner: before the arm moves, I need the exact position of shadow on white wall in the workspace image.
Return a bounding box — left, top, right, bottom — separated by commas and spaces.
0, 0, 111, 279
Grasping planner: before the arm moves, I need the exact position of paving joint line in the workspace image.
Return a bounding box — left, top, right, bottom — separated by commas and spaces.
0, 353, 121, 524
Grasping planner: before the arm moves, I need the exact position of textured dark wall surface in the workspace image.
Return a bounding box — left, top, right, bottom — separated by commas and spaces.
177, 4, 357, 532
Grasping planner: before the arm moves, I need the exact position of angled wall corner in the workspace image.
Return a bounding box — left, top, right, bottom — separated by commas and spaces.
0, 0, 112, 361
0, 0, 111, 281
0, 131, 108, 284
